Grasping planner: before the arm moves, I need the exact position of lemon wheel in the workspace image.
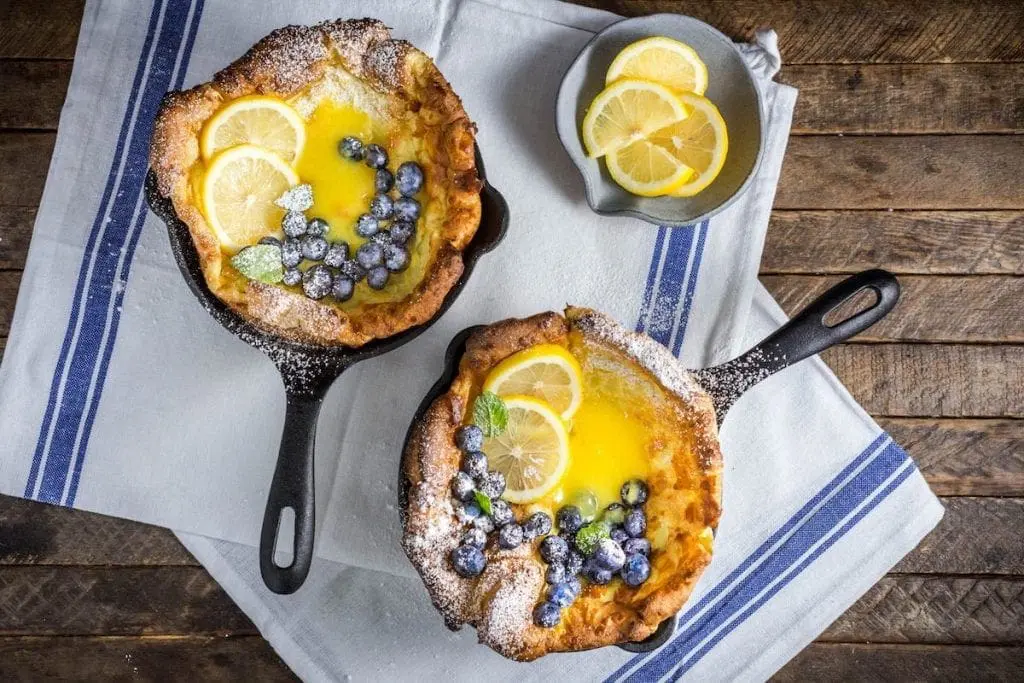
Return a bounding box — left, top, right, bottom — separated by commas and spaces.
605, 36, 708, 95
200, 96, 306, 163
483, 396, 570, 504
605, 138, 694, 196
483, 344, 583, 420
581, 79, 688, 158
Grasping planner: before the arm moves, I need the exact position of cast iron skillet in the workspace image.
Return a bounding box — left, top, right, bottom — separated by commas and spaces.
399, 268, 899, 652
145, 147, 508, 595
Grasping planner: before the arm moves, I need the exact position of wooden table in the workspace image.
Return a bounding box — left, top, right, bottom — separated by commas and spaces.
1, 0, 1021, 679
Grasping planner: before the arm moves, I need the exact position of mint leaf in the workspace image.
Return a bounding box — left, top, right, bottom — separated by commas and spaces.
231, 244, 284, 284
574, 521, 610, 556
473, 391, 508, 438
474, 490, 493, 516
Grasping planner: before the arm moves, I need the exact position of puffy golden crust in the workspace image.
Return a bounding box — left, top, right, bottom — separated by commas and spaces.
149, 19, 482, 346
401, 309, 723, 661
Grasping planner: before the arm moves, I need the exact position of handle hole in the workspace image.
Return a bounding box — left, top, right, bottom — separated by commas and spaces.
272, 507, 296, 569
824, 287, 879, 328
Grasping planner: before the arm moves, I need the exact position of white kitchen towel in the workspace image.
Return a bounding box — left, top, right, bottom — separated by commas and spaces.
175, 284, 944, 682
0, 0, 794, 576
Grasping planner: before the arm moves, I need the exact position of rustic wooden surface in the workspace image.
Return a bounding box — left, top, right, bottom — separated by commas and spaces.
0, 0, 1021, 680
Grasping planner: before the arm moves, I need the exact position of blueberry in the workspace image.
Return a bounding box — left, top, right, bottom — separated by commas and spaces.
533, 601, 561, 628
306, 217, 329, 237
301, 235, 328, 261
545, 562, 565, 585
395, 161, 424, 196
450, 471, 475, 502
332, 276, 354, 302
460, 450, 488, 479
557, 506, 584, 535
451, 544, 486, 578
603, 503, 627, 526
366, 266, 389, 290
258, 236, 281, 247
522, 512, 552, 541
621, 479, 649, 506
301, 265, 332, 300
498, 523, 524, 549
462, 527, 487, 549
384, 244, 409, 272
389, 220, 416, 245
393, 196, 421, 222
338, 136, 364, 161
356, 213, 380, 238
565, 550, 584, 576
370, 231, 394, 247
375, 168, 394, 194
610, 527, 629, 545
473, 514, 495, 534
624, 508, 647, 538
583, 559, 612, 585
282, 211, 307, 238
370, 194, 394, 219
539, 535, 569, 564
324, 242, 349, 268
547, 581, 575, 607
476, 471, 506, 499
456, 501, 482, 522
455, 425, 484, 452
356, 242, 384, 269
623, 538, 651, 557
339, 259, 367, 282
489, 499, 514, 527
282, 268, 302, 286
621, 553, 651, 587
593, 538, 626, 572
364, 144, 388, 169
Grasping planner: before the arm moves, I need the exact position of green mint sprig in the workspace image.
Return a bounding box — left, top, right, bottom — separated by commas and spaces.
473, 391, 508, 438
473, 490, 493, 516
230, 244, 284, 284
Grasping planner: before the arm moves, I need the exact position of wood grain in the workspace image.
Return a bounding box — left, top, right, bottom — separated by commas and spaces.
762, 275, 1024, 343
0, 636, 296, 682
785, 63, 1024, 134
0, 133, 54, 208
763, 211, 1024, 275
0, 207, 33, 270
0, 271, 21, 337
0, 495, 195, 566
0, 0, 84, 59
569, 1, 1024, 64
0, 567, 254, 635
0, 61, 71, 129
777, 136, 1024, 210
774, 643, 1024, 682
823, 344, 1024, 417
896, 498, 1024, 575
881, 418, 1024, 496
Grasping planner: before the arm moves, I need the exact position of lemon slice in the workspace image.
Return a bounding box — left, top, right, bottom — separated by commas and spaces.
646, 92, 729, 197
202, 144, 299, 253
483, 344, 583, 420
605, 138, 694, 196
581, 79, 688, 158
200, 96, 306, 163
483, 396, 570, 504
606, 36, 709, 96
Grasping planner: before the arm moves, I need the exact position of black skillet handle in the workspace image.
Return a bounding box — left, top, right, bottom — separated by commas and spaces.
694, 269, 900, 422
259, 390, 323, 594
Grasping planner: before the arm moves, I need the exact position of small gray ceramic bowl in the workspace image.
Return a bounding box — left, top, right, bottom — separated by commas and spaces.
556, 14, 764, 227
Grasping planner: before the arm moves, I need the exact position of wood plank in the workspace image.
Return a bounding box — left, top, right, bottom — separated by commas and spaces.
823, 576, 1024, 644
762, 275, 1024, 343
0, 495, 196, 566
896, 498, 1024, 575
0, 567, 254, 635
777, 136, 1024, 210
0, 636, 296, 682
881, 418, 1024, 497
0, 133, 54, 208
774, 643, 1024, 682
0, 207, 33, 270
762, 211, 1024, 275
0, 0, 84, 59
823, 344, 1024, 418
0, 61, 71, 129
785, 64, 1024, 134
570, 1, 1024, 64
0, 271, 21, 337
